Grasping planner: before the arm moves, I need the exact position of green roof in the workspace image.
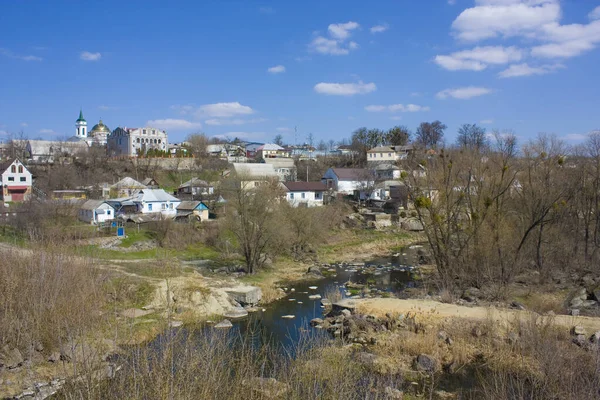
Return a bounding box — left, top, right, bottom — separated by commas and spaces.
76, 109, 86, 123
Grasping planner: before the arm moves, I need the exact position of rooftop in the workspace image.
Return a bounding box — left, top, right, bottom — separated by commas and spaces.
283, 181, 328, 192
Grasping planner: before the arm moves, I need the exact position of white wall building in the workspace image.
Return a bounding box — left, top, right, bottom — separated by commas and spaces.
133, 189, 180, 217
283, 182, 327, 207
78, 200, 116, 225
0, 159, 32, 202
107, 126, 169, 157
322, 168, 375, 196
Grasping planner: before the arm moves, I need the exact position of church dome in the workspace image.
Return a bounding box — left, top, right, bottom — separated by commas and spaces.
90, 120, 111, 134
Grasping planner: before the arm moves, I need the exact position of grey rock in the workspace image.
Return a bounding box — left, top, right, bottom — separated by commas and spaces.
437, 330, 449, 341
341, 309, 352, 317
570, 309, 580, 316
511, 301, 526, 311
414, 354, 437, 373
593, 286, 600, 302
590, 331, 600, 343
214, 319, 233, 329
223, 306, 249, 319
321, 299, 332, 307
306, 266, 324, 277
570, 298, 584, 308
573, 334, 587, 347
225, 286, 262, 306
0, 346, 24, 369
47, 352, 61, 363
310, 318, 324, 327
582, 300, 598, 308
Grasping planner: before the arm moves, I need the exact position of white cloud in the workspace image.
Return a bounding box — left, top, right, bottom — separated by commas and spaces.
480, 119, 494, 124
435, 45, 523, 71
328, 21, 360, 40
365, 104, 430, 112
370, 24, 389, 34
80, 51, 101, 61
39, 129, 55, 134
196, 102, 254, 118
146, 119, 202, 131
589, 6, 600, 21
564, 133, 588, 142
309, 21, 360, 56
309, 36, 356, 55
451, 0, 560, 41
531, 39, 597, 58
498, 62, 563, 77
314, 81, 376, 96
436, 86, 492, 99
0, 48, 42, 61
268, 65, 286, 74
205, 118, 267, 126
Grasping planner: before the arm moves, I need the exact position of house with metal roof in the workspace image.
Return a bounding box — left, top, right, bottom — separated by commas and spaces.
230, 163, 279, 190
110, 177, 147, 197
176, 200, 210, 221
133, 189, 181, 217
177, 178, 214, 198
282, 181, 328, 207
78, 200, 115, 225
322, 168, 376, 199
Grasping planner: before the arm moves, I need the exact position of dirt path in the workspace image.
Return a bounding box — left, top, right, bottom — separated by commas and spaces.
355, 298, 600, 333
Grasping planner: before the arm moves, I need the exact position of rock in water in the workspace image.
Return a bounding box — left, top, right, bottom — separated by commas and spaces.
281, 315, 295, 319
225, 286, 262, 306
308, 286, 318, 290
308, 294, 322, 300
223, 307, 249, 319
310, 318, 324, 327
214, 319, 233, 329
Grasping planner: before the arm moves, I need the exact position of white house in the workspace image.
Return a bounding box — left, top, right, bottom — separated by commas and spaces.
367, 145, 414, 164
107, 126, 169, 157
110, 177, 147, 197
78, 200, 116, 225
133, 189, 181, 217
321, 168, 375, 198
263, 158, 297, 182
283, 181, 327, 207
0, 159, 32, 202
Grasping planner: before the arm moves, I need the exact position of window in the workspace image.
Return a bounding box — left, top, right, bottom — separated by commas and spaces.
301, 192, 305, 199
107, 210, 111, 215
158, 139, 161, 144
315, 192, 322, 199
18, 166, 23, 173
143, 129, 146, 135
10, 165, 16, 173
152, 130, 155, 135
290, 193, 294, 199
137, 138, 140, 143
8, 177, 14, 181
161, 203, 166, 210
148, 204, 153, 211
169, 203, 173, 209
388, 153, 392, 157
20, 177, 26, 182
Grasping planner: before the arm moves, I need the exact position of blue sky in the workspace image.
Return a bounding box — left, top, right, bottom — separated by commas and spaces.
1, 0, 599, 145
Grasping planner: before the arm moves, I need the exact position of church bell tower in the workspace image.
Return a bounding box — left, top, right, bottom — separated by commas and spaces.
76, 109, 87, 138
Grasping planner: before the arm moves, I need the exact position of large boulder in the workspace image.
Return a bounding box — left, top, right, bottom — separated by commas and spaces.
413, 354, 437, 373
225, 286, 262, 306
306, 266, 324, 278
214, 319, 233, 329
223, 306, 249, 319
0, 346, 24, 369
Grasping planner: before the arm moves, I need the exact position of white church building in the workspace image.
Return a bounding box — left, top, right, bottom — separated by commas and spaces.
107, 126, 169, 157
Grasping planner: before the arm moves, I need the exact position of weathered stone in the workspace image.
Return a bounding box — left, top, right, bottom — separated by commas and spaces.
341, 309, 352, 317
590, 331, 600, 343
511, 301, 526, 311
575, 287, 588, 300
223, 306, 249, 319
582, 300, 598, 308
572, 326, 586, 336
573, 334, 587, 347
570, 298, 584, 308
281, 315, 295, 319
437, 330, 449, 341
225, 286, 262, 306
445, 337, 454, 346
333, 299, 359, 313
47, 352, 61, 363
308, 294, 322, 300
383, 386, 403, 399
0, 346, 23, 369
310, 318, 324, 327
306, 266, 324, 277
214, 319, 233, 329
593, 286, 600, 302
570, 309, 580, 316
414, 354, 437, 373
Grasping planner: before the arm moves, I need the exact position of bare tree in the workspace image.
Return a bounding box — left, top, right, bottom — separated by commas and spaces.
456, 123, 488, 150
386, 126, 411, 146
415, 121, 446, 148
273, 134, 284, 146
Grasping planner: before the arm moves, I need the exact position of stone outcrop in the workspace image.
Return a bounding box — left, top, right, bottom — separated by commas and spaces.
225, 286, 262, 306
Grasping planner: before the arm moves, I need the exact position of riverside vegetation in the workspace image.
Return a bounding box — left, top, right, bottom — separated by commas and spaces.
3, 130, 600, 398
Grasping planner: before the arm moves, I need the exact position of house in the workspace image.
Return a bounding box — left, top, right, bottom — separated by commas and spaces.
257, 143, 288, 159
283, 181, 328, 207
110, 177, 147, 197
78, 200, 115, 225
245, 142, 264, 158
177, 178, 214, 198
142, 177, 159, 189
133, 189, 181, 217
0, 159, 32, 202
263, 157, 297, 182
322, 168, 375, 198
176, 201, 210, 221
374, 163, 401, 180
367, 145, 414, 164
22, 140, 88, 164
335, 145, 359, 156
230, 163, 279, 189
